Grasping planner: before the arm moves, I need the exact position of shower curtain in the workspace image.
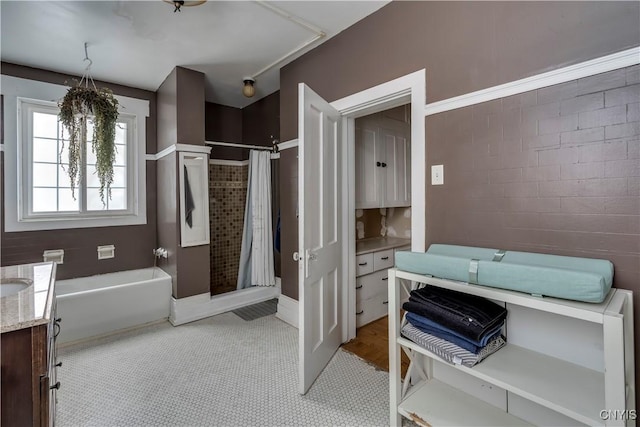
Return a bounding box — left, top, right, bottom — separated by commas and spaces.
237, 150, 276, 289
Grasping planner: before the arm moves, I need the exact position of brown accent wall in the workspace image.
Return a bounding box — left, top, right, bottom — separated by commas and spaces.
0, 63, 157, 280
156, 66, 210, 299
209, 164, 248, 295
279, 1, 639, 298
205, 102, 244, 160
156, 71, 180, 295
242, 91, 280, 147
427, 66, 639, 294
278, 0, 639, 407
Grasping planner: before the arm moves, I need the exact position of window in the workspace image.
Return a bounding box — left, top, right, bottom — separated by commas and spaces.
2, 74, 148, 232
25, 101, 132, 215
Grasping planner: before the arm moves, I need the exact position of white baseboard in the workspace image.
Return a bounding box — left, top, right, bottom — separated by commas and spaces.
169, 285, 281, 326
276, 294, 299, 328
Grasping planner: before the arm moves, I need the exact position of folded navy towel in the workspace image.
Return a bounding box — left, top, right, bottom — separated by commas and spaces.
403, 285, 507, 343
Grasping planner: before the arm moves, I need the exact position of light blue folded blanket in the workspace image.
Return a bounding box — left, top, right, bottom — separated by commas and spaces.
395, 244, 613, 303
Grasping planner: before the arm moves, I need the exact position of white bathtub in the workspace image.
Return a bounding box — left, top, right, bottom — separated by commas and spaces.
56, 267, 172, 344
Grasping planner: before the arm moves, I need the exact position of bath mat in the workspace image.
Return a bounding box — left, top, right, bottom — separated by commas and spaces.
232, 298, 278, 321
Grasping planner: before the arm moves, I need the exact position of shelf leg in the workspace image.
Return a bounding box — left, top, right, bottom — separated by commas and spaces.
389, 269, 402, 427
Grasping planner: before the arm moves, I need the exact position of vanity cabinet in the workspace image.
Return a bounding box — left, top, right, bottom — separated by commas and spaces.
355, 116, 411, 209
1, 262, 58, 427
0, 310, 59, 427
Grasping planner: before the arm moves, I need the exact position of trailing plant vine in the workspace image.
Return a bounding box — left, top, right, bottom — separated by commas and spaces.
59, 84, 119, 204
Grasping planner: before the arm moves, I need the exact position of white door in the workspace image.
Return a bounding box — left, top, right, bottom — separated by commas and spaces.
298, 83, 343, 394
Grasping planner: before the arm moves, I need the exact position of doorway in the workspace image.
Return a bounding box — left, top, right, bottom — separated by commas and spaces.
298, 69, 426, 392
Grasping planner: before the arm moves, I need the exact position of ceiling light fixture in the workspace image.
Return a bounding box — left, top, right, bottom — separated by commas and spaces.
242, 77, 256, 98
164, 0, 206, 13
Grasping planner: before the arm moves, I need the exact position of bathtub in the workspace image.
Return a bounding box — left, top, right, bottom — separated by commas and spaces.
56, 267, 172, 344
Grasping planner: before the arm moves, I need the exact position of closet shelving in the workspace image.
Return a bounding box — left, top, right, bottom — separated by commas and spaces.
388, 268, 635, 427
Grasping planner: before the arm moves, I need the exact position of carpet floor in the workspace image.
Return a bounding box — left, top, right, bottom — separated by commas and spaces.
56, 312, 390, 426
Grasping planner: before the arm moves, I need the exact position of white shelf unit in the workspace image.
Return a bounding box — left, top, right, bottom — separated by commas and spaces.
388, 268, 635, 427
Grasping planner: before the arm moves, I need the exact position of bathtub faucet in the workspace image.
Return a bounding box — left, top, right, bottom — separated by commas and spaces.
153, 248, 168, 259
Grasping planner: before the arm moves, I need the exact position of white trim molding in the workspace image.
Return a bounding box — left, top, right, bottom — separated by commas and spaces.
1, 75, 149, 232
169, 286, 281, 326
150, 143, 212, 161
425, 46, 640, 116
209, 159, 250, 166
277, 139, 299, 151
276, 294, 299, 328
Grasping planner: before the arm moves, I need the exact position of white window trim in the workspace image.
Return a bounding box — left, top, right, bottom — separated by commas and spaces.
2, 75, 149, 232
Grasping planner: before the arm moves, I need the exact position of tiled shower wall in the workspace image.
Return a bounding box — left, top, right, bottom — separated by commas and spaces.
209, 164, 248, 295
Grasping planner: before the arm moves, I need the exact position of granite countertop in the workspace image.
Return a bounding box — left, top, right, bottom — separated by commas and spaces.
355, 237, 411, 255
1, 262, 56, 333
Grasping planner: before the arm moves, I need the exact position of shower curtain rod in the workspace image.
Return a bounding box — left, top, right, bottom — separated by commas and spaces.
205, 140, 278, 153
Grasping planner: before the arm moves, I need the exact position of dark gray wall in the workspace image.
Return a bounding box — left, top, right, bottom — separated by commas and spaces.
0, 63, 157, 280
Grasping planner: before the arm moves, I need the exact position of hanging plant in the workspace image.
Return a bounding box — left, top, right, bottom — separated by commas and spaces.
59, 84, 119, 203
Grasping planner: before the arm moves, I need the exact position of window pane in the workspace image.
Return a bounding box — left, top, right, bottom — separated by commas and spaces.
86, 165, 100, 188
58, 165, 73, 188
87, 146, 97, 165
86, 119, 94, 140
59, 141, 70, 164
58, 188, 79, 211
114, 144, 126, 166
87, 188, 107, 211
33, 188, 57, 212
33, 138, 58, 163
113, 166, 126, 187
109, 188, 127, 210
33, 163, 58, 187
33, 112, 58, 139
115, 122, 127, 144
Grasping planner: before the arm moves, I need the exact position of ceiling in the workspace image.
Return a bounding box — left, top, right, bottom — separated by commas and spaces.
0, 1, 388, 108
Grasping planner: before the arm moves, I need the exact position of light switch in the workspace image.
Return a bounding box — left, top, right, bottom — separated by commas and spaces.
432, 164, 444, 185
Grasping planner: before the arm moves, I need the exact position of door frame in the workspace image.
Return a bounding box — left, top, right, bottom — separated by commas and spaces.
329, 69, 426, 341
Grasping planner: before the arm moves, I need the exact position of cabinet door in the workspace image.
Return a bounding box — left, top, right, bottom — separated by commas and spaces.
381, 126, 411, 207
355, 123, 384, 209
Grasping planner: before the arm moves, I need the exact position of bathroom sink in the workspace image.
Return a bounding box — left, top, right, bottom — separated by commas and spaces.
0, 278, 33, 297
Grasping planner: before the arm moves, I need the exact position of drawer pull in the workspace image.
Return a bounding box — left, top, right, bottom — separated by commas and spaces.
50, 381, 61, 390
54, 322, 61, 338
355, 285, 363, 289
380, 256, 389, 260
383, 301, 389, 305
356, 310, 364, 315
358, 262, 368, 266
382, 278, 388, 281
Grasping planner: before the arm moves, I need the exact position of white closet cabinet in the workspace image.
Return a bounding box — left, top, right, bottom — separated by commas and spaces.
388, 268, 636, 427
355, 117, 410, 209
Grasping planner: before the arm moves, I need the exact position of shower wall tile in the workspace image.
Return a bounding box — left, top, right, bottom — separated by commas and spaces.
209, 164, 248, 295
